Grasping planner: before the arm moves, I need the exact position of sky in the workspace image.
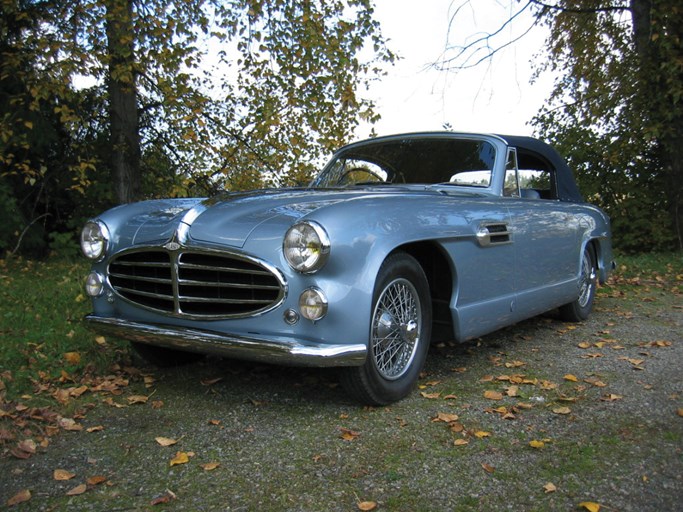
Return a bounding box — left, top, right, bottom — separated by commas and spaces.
357, 0, 554, 138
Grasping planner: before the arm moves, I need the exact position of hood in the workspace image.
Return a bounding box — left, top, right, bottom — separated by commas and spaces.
186, 188, 368, 247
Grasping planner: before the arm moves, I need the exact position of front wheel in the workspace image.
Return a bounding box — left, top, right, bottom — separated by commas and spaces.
341, 253, 432, 405
559, 245, 597, 322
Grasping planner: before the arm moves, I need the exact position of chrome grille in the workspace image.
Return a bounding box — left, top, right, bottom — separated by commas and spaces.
108, 250, 285, 318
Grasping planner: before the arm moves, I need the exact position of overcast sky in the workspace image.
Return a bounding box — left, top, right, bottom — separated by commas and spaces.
357, 0, 553, 138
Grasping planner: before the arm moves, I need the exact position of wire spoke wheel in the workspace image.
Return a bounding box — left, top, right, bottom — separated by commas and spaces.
340, 252, 432, 405
371, 278, 421, 380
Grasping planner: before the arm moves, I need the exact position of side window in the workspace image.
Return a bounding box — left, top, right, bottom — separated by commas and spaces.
503, 148, 519, 197
516, 150, 558, 200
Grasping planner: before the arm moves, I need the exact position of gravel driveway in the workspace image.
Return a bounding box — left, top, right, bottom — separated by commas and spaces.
2, 278, 681, 511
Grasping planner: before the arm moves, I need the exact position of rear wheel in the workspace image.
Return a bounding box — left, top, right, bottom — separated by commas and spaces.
559, 245, 597, 322
341, 253, 432, 405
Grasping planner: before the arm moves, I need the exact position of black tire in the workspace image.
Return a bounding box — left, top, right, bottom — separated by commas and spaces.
131, 342, 203, 367
559, 245, 597, 322
341, 253, 432, 405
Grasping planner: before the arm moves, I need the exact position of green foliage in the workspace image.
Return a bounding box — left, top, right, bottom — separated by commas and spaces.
530, 0, 683, 251
1, 0, 394, 255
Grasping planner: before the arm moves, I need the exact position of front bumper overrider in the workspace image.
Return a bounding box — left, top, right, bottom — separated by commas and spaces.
85, 315, 367, 367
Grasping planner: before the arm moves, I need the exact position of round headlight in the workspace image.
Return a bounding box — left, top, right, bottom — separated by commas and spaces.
80, 221, 109, 260
283, 221, 330, 273
299, 287, 328, 322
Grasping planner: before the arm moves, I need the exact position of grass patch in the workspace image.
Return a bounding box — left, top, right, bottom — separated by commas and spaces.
0, 257, 127, 400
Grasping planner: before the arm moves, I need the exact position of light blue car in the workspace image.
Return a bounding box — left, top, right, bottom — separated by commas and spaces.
81, 132, 613, 404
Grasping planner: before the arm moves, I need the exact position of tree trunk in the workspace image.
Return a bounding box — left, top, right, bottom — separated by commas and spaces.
106, 0, 140, 204
630, 0, 683, 249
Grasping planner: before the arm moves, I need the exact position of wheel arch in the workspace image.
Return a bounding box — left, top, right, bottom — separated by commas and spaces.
390, 241, 456, 342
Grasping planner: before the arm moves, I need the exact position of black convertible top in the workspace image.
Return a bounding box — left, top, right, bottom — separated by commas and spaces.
497, 134, 584, 203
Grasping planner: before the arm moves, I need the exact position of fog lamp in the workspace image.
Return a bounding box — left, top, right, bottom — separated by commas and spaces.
85, 272, 105, 297
299, 288, 328, 322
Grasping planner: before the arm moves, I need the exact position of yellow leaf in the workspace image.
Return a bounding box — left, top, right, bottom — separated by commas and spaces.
340, 428, 360, 441
53, 469, 76, 481
421, 391, 441, 399
200, 462, 220, 471
358, 501, 377, 511
529, 440, 545, 449
6, 489, 31, 506
553, 407, 571, 415
484, 390, 503, 400
169, 451, 190, 467
433, 412, 459, 423
155, 437, 178, 447
64, 352, 81, 365
474, 431, 491, 439
579, 502, 601, 512
564, 374, 578, 382
95, 336, 107, 345
66, 484, 87, 496
87, 476, 107, 486
453, 438, 469, 446
543, 482, 557, 493
578, 342, 591, 349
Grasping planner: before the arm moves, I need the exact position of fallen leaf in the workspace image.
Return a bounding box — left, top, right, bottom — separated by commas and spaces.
677, 408, 683, 418
127, 395, 149, 405
340, 428, 360, 441
200, 377, 223, 386
58, 417, 83, 431
484, 390, 503, 401
66, 484, 87, 496
577, 342, 591, 349
95, 335, 106, 345
151, 489, 177, 505
481, 462, 495, 473
87, 426, 104, 433
155, 437, 178, 447
53, 469, 76, 481
543, 482, 557, 493
506, 385, 519, 397
421, 391, 441, 399
358, 501, 377, 511
601, 394, 623, 402
64, 352, 81, 365
474, 431, 491, 439
169, 451, 190, 467
87, 476, 107, 486
564, 374, 579, 382
579, 502, 601, 512
200, 462, 220, 471
453, 438, 469, 446
6, 489, 31, 506
529, 440, 545, 449
552, 407, 571, 415
433, 412, 459, 423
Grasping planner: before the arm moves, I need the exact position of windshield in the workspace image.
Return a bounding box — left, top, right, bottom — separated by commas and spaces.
311, 137, 497, 188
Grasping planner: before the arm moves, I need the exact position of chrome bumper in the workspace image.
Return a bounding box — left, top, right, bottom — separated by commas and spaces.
84, 315, 367, 367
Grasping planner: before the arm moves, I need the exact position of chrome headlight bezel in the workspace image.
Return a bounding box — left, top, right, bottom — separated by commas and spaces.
80, 220, 110, 261
283, 221, 330, 274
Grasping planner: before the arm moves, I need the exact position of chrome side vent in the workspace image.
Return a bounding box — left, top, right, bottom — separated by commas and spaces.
476, 223, 512, 247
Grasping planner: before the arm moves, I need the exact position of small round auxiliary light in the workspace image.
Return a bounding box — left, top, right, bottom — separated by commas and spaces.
85, 271, 105, 297
283, 308, 300, 325
299, 288, 328, 322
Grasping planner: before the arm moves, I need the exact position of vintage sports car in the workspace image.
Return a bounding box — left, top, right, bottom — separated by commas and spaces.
81, 132, 613, 405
